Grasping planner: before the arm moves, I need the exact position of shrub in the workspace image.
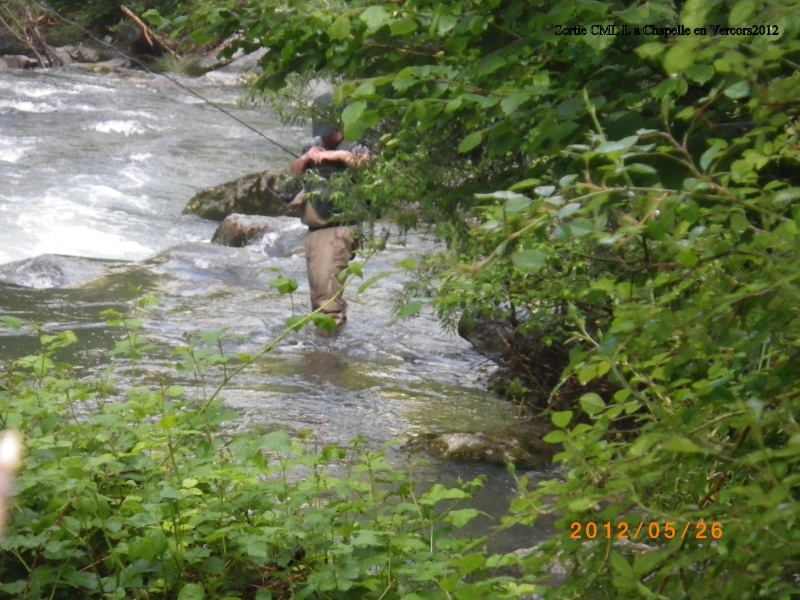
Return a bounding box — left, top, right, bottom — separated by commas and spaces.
0, 318, 537, 599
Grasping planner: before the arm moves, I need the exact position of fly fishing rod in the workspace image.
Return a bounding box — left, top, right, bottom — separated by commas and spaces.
25, 0, 300, 158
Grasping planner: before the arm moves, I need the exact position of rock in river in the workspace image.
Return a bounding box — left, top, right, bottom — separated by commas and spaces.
406, 426, 553, 470
182, 169, 294, 221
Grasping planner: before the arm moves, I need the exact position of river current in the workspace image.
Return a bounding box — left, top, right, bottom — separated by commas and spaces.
0, 64, 549, 550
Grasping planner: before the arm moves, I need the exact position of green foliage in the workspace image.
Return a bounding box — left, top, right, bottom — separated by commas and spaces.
0, 321, 541, 599
166, 0, 800, 596
47, 1, 191, 29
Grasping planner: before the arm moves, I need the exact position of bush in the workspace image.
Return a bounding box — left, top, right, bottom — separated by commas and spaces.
0, 317, 540, 599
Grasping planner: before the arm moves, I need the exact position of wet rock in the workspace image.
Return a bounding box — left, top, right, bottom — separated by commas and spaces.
54, 45, 101, 64
457, 313, 514, 365
406, 426, 552, 469
2, 55, 38, 70
212, 214, 279, 247
183, 169, 293, 221
212, 214, 307, 256
53, 47, 74, 65
0, 254, 123, 289
203, 47, 269, 84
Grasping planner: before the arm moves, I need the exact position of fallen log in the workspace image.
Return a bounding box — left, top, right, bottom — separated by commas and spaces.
121, 5, 179, 59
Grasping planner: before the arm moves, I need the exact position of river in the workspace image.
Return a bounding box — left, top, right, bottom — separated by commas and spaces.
0, 63, 552, 551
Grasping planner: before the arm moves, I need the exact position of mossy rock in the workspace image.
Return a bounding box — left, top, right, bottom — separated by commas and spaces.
406, 426, 553, 470
183, 169, 294, 221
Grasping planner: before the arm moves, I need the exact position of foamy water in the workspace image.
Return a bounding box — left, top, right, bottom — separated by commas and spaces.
0, 137, 33, 163
0, 98, 59, 113
91, 120, 147, 135
0, 67, 300, 265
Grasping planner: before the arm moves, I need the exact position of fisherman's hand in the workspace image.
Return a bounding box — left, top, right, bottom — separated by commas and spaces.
304, 146, 326, 160
290, 146, 326, 175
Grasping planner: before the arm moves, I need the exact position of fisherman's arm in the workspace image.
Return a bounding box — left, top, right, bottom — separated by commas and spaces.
289, 146, 326, 175
306, 147, 370, 168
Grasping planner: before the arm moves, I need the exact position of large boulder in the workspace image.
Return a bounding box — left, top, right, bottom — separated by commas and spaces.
211, 213, 277, 247
405, 424, 553, 470
183, 169, 294, 221
212, 214, 307, 255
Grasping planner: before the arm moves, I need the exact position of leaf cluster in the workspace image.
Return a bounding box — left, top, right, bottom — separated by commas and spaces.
0, 319, 542, 599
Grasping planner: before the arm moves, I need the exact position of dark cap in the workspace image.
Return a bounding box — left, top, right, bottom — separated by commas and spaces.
311, 92, 340, 138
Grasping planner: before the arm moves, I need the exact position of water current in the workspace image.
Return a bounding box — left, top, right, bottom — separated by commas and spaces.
0, 64, 552, 551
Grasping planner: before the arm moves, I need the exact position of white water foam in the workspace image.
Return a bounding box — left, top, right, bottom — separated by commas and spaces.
0, 80, 59, 97
118, 166, 151, 190
0, 99, 58, 113
0, 137, 32, 163
91, 120, 146, 136
29, 224, 152, 261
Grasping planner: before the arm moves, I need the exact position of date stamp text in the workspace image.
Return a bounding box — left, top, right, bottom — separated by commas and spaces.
570, 521, 723, 540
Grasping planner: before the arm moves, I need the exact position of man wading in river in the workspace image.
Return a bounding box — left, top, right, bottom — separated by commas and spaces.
287, 93, 369, 329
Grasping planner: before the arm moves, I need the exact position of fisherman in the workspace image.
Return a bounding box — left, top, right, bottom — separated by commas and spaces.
287, 93, 369, 329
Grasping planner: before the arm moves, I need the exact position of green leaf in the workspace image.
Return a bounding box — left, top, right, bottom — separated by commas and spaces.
551, 410, 573, 428
500, 92, 530, 115
700, 142, 725, 171
436, 14, 458, 36
724, 81, 750, 99
360, 6, 390, 32
567, 497, 596, 512
357, 272, 390, 294
312, 314, 337, 332
447, 508, 482, 528
1, 316, 23, 330
627, 163, 657, 175
343, 109, 380, 141
580, 393, 606, 416
451, 552, 486, 576
686, 64, 715, 84
677, 251, 698, 268
458, 131, 483, 154
512, 249, 546, 271
474, 54, 506, 76
390, 18, 418, 36
395, 258, 417, 270
662, 437, 705, 454
342, 100, 367, 131
395, 301, 423, 318
595, 136, 638, 154
636, 42, 665, 60
327, 15, 351, 40
261, 431, 292, 452
269, 276, 298, 295
611, 553, 635, 580
178, 583, 205, 600
729, 0, 757, 25
286, 315, 307, 331
543, 430, 567, 443
663, 42, 696, 74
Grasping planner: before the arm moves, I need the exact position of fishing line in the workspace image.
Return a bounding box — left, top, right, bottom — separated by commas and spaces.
26, 0, 300, 158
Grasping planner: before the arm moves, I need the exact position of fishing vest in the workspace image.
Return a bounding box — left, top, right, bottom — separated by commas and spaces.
300, 139, 368, 230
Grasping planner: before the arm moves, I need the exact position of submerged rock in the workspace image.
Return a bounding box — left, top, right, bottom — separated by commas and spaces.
212, 213, 278, 247
212, 214, 306, 255
0, 254, 125, 289
183, 169, 293, 221
406, 426, 553, 469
